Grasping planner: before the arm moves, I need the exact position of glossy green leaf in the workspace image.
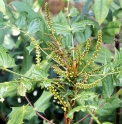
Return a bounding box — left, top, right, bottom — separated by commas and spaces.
53, 23, 71, 36
0, 45, 16, 68
8, 106, 26, 124
93, 0, 111, 24
0, 0, 6, 14
17, 83, 26, 96
69, 7, 79, 17
67, 105, 86, 119
53, 20, 94, 36
72, 91, 97, 101
24, 106, 36, 120
15, 12, 27, 29
34, 90, 53, 113
71, 20, 94, 33
21, 79, 34, 91
62, 34, 72, 46
0, 82, 18, 101
53, 11, 67, 24
97, 98, 121, 116
102, 20, 121, 36
11, 1, 39, 19
32, 66, 48, 80
102, 75, 114, 97
75, 25, 92, 43
2, 35, 15, 50
27, 19, 41, 34
40, 59, 52, 72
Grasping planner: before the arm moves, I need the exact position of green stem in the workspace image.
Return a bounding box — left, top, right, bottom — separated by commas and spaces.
0, 67, 31, 79
66, 1, 75, 60
87, 108, 101, 124
89, 71, 120, 77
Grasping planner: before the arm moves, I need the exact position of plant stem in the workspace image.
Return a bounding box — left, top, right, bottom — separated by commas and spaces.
87, 108, 101, 124
66, 0, 75, 60
0, 67, 31, 79
77, 113, 90, 123
25, 96, 55, 124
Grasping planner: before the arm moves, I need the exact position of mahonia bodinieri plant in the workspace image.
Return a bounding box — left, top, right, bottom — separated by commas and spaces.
44, 2, 103, 114
1, 1, 122, 124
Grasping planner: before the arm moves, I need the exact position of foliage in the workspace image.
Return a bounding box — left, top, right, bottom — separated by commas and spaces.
0, 0, 122, 124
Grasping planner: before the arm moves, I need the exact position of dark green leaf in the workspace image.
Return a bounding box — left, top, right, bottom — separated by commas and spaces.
93, 0, 111, 24
11, 1, 39, 19
0, 45, 16, 68
71, 20, 94, 33
53, 11, 68, 24
102, 75, 114, 97
62, 34, 72, 46
8, 106, 26, 124
32, 66, 48, 80
72, 91, 97, 101
2, 35, 15, 50
70, 7, 79, 17
75, 25, 92, 43
0, 82, 18, 101
24, 106, 36, 120
34, 90, 53, 113
15, 12, 27, 29
102, 20, 121, 36
97, 97, 121, 116
67, 105, 86, 119
53, 23, 71, 36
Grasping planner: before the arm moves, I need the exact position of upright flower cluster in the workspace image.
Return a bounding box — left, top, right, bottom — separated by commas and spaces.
31, 37, 41, 67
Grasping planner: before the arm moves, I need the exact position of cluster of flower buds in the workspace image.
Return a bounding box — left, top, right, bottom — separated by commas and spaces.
47, 85, 68, 111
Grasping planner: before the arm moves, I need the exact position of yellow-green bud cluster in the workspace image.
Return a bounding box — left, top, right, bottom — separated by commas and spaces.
45, 2, 57, 41
46, 41, 56, 50
75, 79, 101, 89
90, 30, 102, 61
47, 86, 68, 111
80, 38, 91, 60
52, 53, 65, 66
31, 37, 41, 67
88, 67, 100, 75
53, 66, 68, 78
45, 2, 52, 29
